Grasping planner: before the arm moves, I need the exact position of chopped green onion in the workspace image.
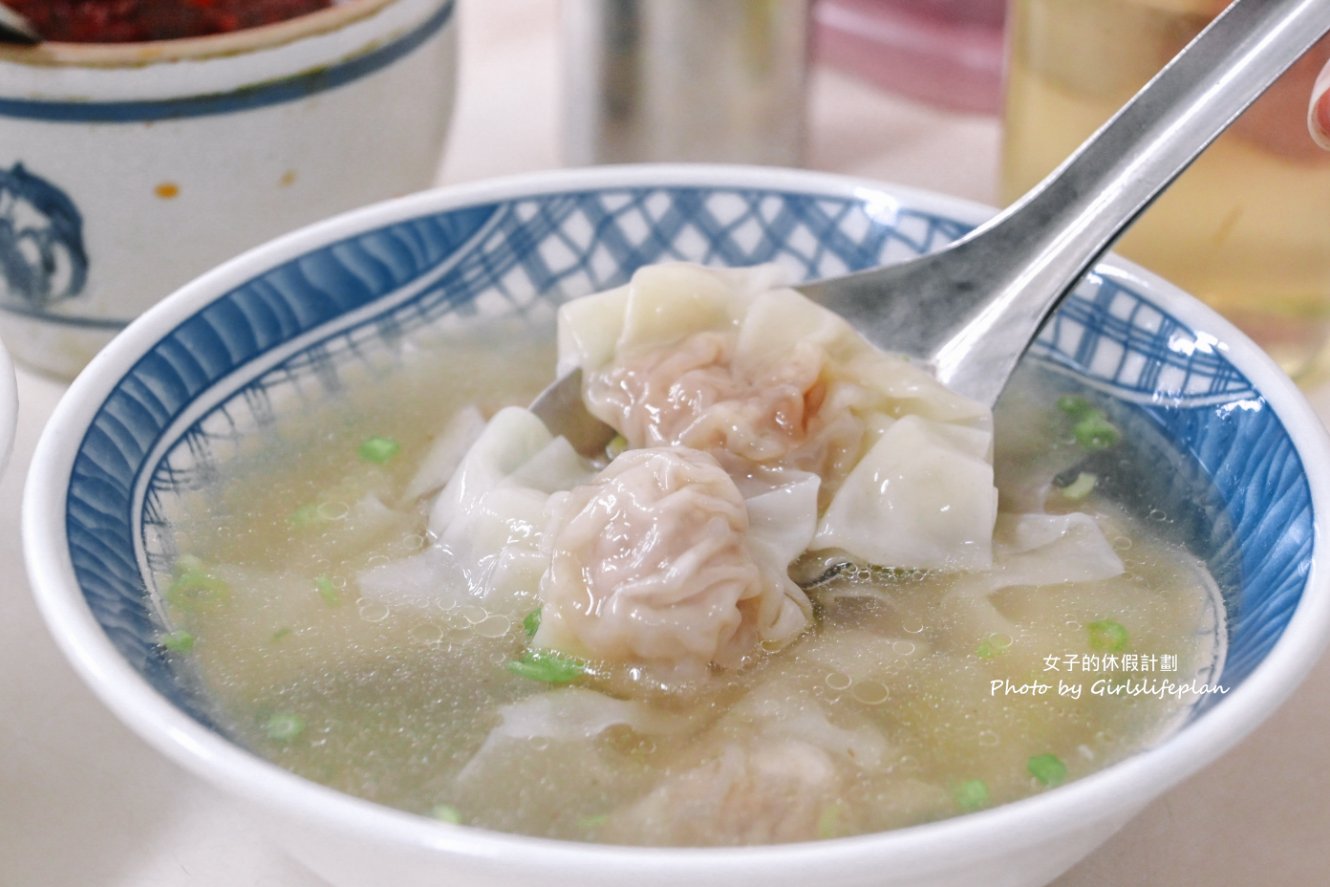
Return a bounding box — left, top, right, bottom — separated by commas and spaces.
976, 634, 1012, 659
578, 812, 610, 831
166, 561, 231, 610
1056, 394, 1121, 451
159, 629, 195, 653
314, 575, 341, 606
430, 803, 463, 824
522, 607, 542, 640
265, 712, 306, 742
287, 503, 323, 529
817, 803, 843, 839
1087, 619, 1129, 653
506, 648, 587, 684
271, 626, 294, 643
954, 779, 990, 811
1056, 394, 1095, 419
358, 435, 401, 464
1059, 471, 1098, 501
1072, 413, 1121, 451
1028, 753, 1068, 787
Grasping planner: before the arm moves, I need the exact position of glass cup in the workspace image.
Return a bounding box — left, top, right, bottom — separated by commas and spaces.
1001, 0, 1330, 382
0, 0, 457, 380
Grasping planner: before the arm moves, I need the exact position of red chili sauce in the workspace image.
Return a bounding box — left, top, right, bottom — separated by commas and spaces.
10, 0, 337, 43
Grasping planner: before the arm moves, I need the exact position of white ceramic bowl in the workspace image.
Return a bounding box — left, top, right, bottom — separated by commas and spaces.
23, 166, 1330, 887
0, 0, 457, 378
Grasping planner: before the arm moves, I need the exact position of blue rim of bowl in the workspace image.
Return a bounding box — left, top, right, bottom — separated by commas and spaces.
23, 165, 1330, 876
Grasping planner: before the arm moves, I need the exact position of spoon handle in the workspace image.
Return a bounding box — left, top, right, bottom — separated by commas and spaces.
881, 0, 1330, 405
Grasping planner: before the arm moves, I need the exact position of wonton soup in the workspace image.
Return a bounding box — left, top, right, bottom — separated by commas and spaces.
156, 263, 1224, 845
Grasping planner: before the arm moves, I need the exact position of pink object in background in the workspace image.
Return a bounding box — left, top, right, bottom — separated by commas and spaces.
813, 0, 1006, 114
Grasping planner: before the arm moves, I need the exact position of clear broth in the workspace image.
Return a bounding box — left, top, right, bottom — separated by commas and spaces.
157, 328, 1225, 845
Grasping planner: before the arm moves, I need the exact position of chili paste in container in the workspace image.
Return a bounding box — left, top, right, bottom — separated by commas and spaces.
9, 0, 335, 43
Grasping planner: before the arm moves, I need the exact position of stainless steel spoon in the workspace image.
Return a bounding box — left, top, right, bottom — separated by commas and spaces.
0, 3, 39, 44
534, 0, 1330, 457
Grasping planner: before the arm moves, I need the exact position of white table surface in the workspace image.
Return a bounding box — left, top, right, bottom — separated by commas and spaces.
3, 2, 1328, 884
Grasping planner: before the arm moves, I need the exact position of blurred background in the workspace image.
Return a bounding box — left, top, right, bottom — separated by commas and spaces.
440, 0, 1004, 199
447, 0, 1330, 381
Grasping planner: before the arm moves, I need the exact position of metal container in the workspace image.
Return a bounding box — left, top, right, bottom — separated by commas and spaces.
563, 0, 809, 166
1002, 0, 1330, 382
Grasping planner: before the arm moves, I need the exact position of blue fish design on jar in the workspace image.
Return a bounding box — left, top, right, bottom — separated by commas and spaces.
0, 163, 89, 311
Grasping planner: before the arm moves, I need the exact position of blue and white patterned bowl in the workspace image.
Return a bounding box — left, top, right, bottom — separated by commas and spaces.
23, 166, 1330, 887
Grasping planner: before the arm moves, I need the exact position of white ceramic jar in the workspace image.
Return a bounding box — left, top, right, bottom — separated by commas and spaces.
0, 0, 457, 378
0, 332, 14, 476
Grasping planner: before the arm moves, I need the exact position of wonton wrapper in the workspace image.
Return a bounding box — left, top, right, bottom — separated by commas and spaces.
558, 262, 1000, 570
429, 407, 595, 601
602, 737, 842, 845
371, 406, 816, 683
534, 447, 813, 683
